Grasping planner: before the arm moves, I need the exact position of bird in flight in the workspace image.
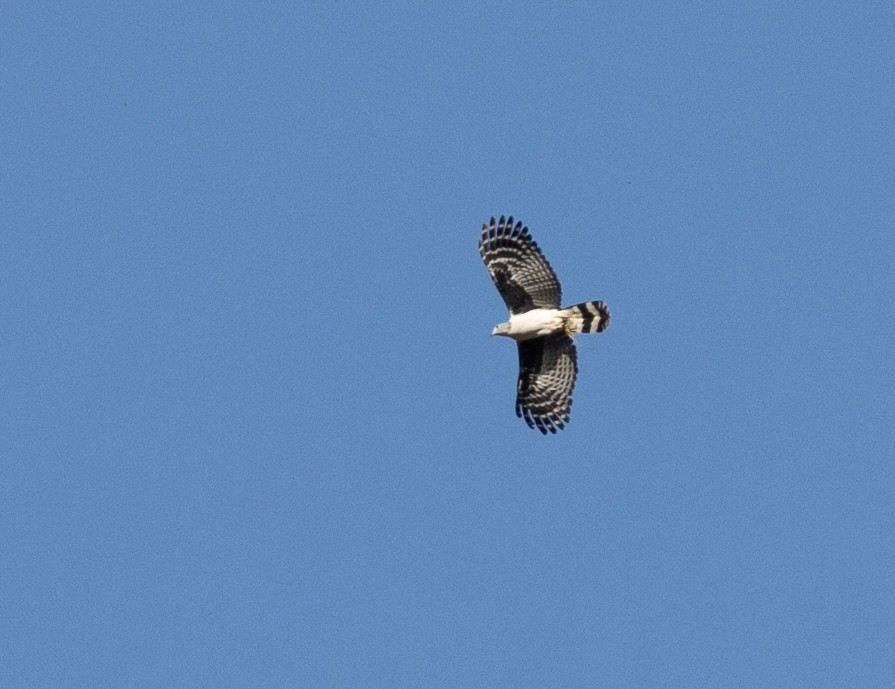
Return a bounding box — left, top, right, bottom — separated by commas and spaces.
479, 216, 610, 434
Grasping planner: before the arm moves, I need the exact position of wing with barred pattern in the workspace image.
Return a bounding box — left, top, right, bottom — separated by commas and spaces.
478, 216, 561, 314
515, 333, 578, 434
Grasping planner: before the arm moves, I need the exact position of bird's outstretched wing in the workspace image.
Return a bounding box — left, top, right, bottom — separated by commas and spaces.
515, 333, 578, 434
479, 216, 561, 314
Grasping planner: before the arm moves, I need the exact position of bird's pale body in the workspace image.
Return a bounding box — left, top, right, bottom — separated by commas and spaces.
492, 308, 565, 341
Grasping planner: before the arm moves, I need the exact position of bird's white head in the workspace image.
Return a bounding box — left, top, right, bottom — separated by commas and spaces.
491, 322, 511, 337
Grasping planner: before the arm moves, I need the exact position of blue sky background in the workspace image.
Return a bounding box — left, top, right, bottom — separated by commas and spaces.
3, 3, 894, 687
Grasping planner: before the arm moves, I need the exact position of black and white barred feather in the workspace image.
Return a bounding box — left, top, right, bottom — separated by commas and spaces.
478, 216, 561, 313
516, 333, 578, 434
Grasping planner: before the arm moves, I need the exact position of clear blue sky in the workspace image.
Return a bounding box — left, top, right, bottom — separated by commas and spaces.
3, 3, 894, 687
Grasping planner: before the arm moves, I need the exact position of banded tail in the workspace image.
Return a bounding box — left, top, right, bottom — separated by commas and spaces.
564, 300, 610, 334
